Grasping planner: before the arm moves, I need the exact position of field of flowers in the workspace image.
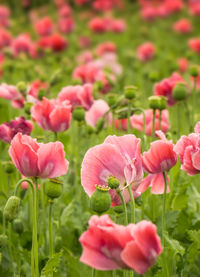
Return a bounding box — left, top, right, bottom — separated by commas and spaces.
1, 0, 200, 276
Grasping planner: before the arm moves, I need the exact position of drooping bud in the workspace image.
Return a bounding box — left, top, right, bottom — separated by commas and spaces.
73, 107, 85, 122
13, 218, 24, 234
2, 161, 15, 174
45, 179, 63, 199
172, 83, 187, 101
124, 86, 137, 100
107, 176, 120, 189
189, 65, 199, 78
90, 185, 111, 214
3, 196, 20, 222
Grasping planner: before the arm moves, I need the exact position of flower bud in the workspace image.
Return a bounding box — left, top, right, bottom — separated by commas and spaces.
107, 176, 120, 189
2, 161, 15, 174
24, 102, 33, 115
95, 118, 105, 133
45, 179, 63, 199
90, 185, 111, 214
13, 218, 24, 234
158, 96, 167, 110
107, 95, 117, 108
124, 86, 137, 100
148, 96, 162, 110
3, 196, 20, 222
16, 81, 27, 96
190, 65, 199, 78
113, 205, 124, 214
73, 107, 85, 122
172, 83, 187, 101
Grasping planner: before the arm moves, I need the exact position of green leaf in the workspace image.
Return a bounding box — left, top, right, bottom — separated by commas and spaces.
165, 235, 185, 256
41, 251, 63, 277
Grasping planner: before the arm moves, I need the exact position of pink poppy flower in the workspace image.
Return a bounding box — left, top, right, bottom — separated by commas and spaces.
79, 215, 162, 274
85, 99, 110, 127
81, 135, 143, 206
58, 5, 72, 17
111, 19, 126, 32
58, 84, 94, 110
89, 17, 108, 33
136, 172, 170, 194
154, 72, 186, 106
79, 36, 91, 48
142, 131, 177, 174
0, 28, 12, 49
165, 0, 183, 13
31, 97, 72, 132
0, 5, 10, 27
141, 6, 157, 21
0, 83, 24, 108
9, 133, 69, 178
0, 116, 33, 143
58, 17, 75, 33
28, 79, 48, 100
76, 51, 93, 64
38, 33, 67, 52
95, 42, 116, 56
177, 58, 188, 73
173, 19, 192, 34
131, 109, 170, 136
34, 17, 54, 36
11, 34, 36, 58
189, 2, 200, 16
137, 42, 155, 62
174, 122, 200, 175
189, 38, 200, 54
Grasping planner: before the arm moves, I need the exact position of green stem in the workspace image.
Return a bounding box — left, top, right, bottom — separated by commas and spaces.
162, 171, 168, 247
117, 189, 128, 225
92, 268, 96, 277
177, 102, 181, 138
152, 109, 156, 139
184, 100, 192, 132
129, 271, 134, 277
54, 132, 58, 141
49, 200, 54, 259
112, 270, 116, 277
33, 185, 39, 277
159, 110, 162, 131
192, 78, 197, 127
127, 185, 135, 223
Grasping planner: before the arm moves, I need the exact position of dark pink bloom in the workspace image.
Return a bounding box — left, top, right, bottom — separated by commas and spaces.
154, 72, 186, 106
0, 83, 24, 108
189, 2, 200, 16
28, 79, 48, 100
38, 33, 67, 52
34, 17, 54, 36
79, 215, 162, 274
9, 133, 69, 178
114, 119, 128, 131
0, 5, 10, 27
58, 5, 72, 18
177, 57, 188, 73
174, 122, 200, 175
31, 97, 72, 132
131, 109, 170, 136
85, 99, 110, 127
143, 131, 177, 174
189, 38, 200, 54
76, 51, 93, 64
81, 135, 143, 206
58, 17, 75, 33
111, 19, 126, 32
137, 42, 155, 62
136, 173, 170, 194
0, 28, 12, 49
141, 6, 157, 21
11, 34, 36, 58
89, 17, 108, 33
95, 42, 116, 56
0, 116, 33, 144
58, 84, 94, 110
173, 19, 192, 34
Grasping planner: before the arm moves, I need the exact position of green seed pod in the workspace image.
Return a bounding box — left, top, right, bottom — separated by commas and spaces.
45, 179, 63, 199
172, 83, 187, 101
148, 96, 162, 110
113, 205, 124, 214
13, 218, 24, 234
17, 81, 27, 95
124, 86, 137, 100
0, 234, 7, 248
24, 102, 33, 115
3, 196, 20, 222
55, 236, 62, 252
107, 94, 117, 108
158, 96, 167, 110
2, 161, 15, 174
107, 176, 120, 189
73, 107, 85, 122
190, 65, 199, 78
148, 71, 159, 82
90, 185, 111, 214
38, 89, 46, 101
95, 118, 105, 133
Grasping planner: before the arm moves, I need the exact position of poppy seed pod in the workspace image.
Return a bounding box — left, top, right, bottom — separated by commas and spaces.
13, 218, 24, 234
90, 185, 111, 214
45, 179, 63, 199
172, 83, 187, 101
107, 95, 117, 108
148, 96, 162, 110
16, 81, 27, 95
3, 161, 15, 174
158, 96, 167, 110
107, 176, 120, 189
190, 65, 199, 78
73, 107, 85, 122
3, 196, 20, 222
124, 86, 137, 100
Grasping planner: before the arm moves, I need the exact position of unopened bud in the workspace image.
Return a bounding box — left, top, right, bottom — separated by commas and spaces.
3, 196, 20, 222
124, 86, 137, 100
73, 107, 85, 122
45, 179, 63, 199
172, 83, 187, 101
190, 65, 199, 78
107, 176, 120, 189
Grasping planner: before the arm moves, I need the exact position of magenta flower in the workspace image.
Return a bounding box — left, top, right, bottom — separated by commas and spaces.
31, 97, 72, 133
0, 116, 33, 143
34, 17, 54, 36
81, 135, 143, 206
9, 133, 69, 178
79, 215, 162, 274
174, 122, 200, 175
142, 131, 177, 174
0, 83, 24, 109
137, 42, 155, 62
